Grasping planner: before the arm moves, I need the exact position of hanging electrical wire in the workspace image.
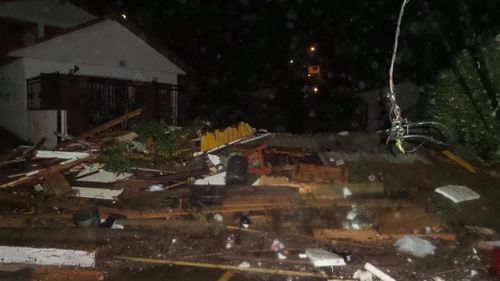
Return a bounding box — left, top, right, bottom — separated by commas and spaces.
386, 0, 453, 153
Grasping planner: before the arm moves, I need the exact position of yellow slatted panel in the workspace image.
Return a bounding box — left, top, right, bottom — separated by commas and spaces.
200, 122, 255, 152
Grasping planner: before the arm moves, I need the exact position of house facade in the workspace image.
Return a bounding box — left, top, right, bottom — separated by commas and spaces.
0, 1, 185, 147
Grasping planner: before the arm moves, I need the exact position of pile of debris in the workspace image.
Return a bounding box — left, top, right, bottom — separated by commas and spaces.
0, 112, 498, 281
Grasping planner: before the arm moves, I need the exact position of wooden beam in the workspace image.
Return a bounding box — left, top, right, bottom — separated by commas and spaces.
0, 156, 94, 189
313, 229, 456, 242
217, 270, 235, 281
116, 256, 333, 279
30, 267, 103, 281
56, 108, 142, 149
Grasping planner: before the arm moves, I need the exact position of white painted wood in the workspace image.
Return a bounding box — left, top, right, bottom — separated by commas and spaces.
364, 263, 396, 281
194, 172, 226, 185
75, 170, 131, 183
0, 246, 95, 268
36, 150, 89, 160
72, 186, 124, 200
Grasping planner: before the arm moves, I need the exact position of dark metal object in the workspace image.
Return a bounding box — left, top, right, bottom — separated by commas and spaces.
225, 155, 248, 185
73, 205, 100, 228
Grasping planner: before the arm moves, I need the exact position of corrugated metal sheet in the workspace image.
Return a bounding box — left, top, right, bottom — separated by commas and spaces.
261, 132, 431, 165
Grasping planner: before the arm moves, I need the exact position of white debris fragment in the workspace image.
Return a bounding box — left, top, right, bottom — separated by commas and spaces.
36, 150, 89, 160
111, 223, 124, 229
148, 184, 164, 192
0, 246, 95, 267
435, 185, 480, 203
213, 213, 224, 222
364, 263, 396, 281
353, 269, 373, 281
33, 184, 43, 192
76, 170, 131, 183
394, 235, 436, 257
433, 277, 445, 281
298, 253, 308, 259
305, 248, 346, 267
277, 252, 288, 260
270, 239, 285, 252
343, 187, 353, 198
194, 172, 226, 185
346, 206, 358, 220
470, 269, 478, 277
338, 131, 350, 136
72, 187, 124, 200
207, 154, 221, 166
335, 159, 345, 166
238, 261, 251, 269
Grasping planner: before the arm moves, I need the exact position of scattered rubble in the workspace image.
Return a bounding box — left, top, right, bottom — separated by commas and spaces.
0, 118, 497, 280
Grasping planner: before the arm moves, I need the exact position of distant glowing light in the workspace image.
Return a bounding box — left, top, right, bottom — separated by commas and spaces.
313, 87, 319, 93
309, 46, 316, 52
289, 59, 294, 64
121, 14, 127, 19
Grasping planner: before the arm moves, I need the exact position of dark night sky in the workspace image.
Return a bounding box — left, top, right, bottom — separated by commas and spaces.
76, 0, 500, 132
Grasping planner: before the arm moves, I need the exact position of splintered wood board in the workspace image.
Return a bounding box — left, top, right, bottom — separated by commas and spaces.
0, 246, 95, 267
313, 229, 456, 242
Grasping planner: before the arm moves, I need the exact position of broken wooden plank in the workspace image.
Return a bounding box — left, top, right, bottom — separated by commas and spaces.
217, 270, 235, 281
75, 169, 131, 183
377, 207, 446, 234
30, 267, 103, 281
36, 150, 89, 160
298, 182, 384, 195
313, 229, 456, 242
75, 108, 142, 141
292, 163, 347, 184
0, 156, 94, 189
116, 256, 331, 279
0, 246, 95, 267
71, 186, 124, 200
43, 172, 72, 194
441, 150, 476, 174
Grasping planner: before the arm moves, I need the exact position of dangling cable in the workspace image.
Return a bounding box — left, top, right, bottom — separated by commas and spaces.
386, 0, 452, 153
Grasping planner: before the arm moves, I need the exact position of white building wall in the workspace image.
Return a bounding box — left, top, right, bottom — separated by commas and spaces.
0, 59, 29, 141
27, 110, 59, 147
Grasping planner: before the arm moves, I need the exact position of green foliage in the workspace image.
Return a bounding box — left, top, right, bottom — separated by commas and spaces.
188, 208, 209, 222
133, 120, 181, 157
426, 37, 500, 163
101, 141, 134, 174
100, 120, 211, 173
133, 119, 209, 157
212, 222, 227, 236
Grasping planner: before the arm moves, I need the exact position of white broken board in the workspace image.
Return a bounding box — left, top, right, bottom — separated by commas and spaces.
0, 246, 95, 267
36, 150, 89, 160
194, 172, 226, 185
75, 170, 131, 183
305, 248, 346, 267
435, 185, 480, 203
72, 186, 124, 200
